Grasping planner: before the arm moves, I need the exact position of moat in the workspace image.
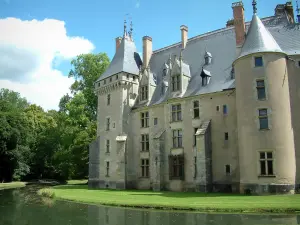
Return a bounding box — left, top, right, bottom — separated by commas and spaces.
1, 186, 300, 225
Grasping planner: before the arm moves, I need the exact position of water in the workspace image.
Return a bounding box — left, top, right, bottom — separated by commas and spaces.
0, 186, 299, 225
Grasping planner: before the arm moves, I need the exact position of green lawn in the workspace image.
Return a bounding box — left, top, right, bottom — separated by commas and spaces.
39, 184, 300, 213
0, 182, 26, 190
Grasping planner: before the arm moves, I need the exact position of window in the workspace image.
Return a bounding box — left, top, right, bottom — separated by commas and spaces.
116, 74, 118, 80
133, 76, 136, 81
171, 74, 180, 91
193, 100, 200, 118
172, 129, 182, 148
225, 165, 231, 175
202, 76, 208, 86
107, 94, 111, 105
225, 132, 229, 141
194, 157, 197, 179
259, 152, 274, 176
154, 118, 158, 125
126, 74, 129, 79
258, 109, 269, 130
106, 118, 110, 131
140, 112, 149, 128
106, 161, 110, 177
216, 105, 220, 111
298, 61, 300, 67
193, 128, 198, 146
141, 159, 149, 177
254, 56, 263, 67
223, 105, 228, 115
141, 134, 149, 152
98, 82, 100, 87
106, 140, 110, 153
103, 79, 106, 85
171, 104, 182, 122
109, 77, 112, 82
256, 80, 266, 100
169, 155, 184, 180
139, 85, 148, 101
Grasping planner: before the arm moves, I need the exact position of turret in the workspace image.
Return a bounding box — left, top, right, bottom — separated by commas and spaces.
233, 0, 296, 194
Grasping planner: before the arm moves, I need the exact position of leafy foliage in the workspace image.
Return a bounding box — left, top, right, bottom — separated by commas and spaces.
0, 52, 109, 182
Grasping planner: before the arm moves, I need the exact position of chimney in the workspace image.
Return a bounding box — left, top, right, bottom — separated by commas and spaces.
284, 1, 295, 24
232, 1, 245, 55
143, 36, 152, 69
180, 25, 188, 49
115, 37, 122, 53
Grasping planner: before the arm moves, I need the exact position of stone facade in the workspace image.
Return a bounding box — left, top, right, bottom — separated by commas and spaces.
89, 1, 300, 194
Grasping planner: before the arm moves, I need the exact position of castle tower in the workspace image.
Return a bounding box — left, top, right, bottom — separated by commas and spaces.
89, 20, 142, 190
234, 1, 296, 194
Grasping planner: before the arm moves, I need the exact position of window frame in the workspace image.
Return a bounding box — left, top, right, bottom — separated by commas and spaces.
259, 151, 274, 176
256, 79, 266, 100
140, 112, 149, 128
193, 156, 197, 179
258, 108, 269, 130
154, 117, 158, 126
225, 164, 231, 175
106, 161, 110, 177
225, 132, 229, 141
141, 159, 150, 178
172, 129, 183, 148
193, 100, 200, 119
193, 128, 198, 147
107, 94, 111, 105
106, 117, 110, 131
254, 56, 263, 67
141, 134, 149, 152
223, 104, 228, 115
106, 139, 110, 153
169, 154, 184, 180
171, 104, 182, 122
139, 85, 148, 101
171, 74, 181, 91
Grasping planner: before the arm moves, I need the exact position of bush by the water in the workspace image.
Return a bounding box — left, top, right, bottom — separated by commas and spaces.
37, 188, 55, 198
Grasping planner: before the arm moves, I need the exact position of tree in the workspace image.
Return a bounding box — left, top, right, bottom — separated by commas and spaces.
68, 53, 110, 120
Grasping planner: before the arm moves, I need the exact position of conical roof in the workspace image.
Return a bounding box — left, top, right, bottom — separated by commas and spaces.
97, 37, 142, 81
238, 14, 284, 59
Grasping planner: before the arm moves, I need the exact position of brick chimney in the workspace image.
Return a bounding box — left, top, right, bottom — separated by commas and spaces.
180, 25, 188, 49
232, 1, 245, 56
143, 36, 152, 69
275, 2, 295, 23
115, 37, 122, 53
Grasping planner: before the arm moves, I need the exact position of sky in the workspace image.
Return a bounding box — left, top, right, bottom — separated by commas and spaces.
0, 0, 297, 110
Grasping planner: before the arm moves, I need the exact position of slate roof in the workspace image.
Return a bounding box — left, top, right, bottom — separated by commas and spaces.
239, 14, 284, 59
96, 37, 142, 82
144, 14, 300, 106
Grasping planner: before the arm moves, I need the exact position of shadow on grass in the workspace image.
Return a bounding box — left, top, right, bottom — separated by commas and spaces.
53, 185, 248, 198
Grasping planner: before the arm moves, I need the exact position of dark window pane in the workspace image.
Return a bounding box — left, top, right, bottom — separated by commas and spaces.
260, 161, 266, 175
259, 109, 267, 116
255, 57, 263, 67
259, 118, 269, 129
260, 152, 265, 159
267, 160, 273, 175
194, 108, 199, 118
267, 152, 273, 159
225, 132, 229, 140
256, 80, 265, 87
194, 101, 199, 108
177, 112, 182, 120
257, 88, 266, 100
226, 165, 231, 174
223, 105, 228, 114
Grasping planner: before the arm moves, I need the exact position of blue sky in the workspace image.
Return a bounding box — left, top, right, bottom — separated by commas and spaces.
1, 0, 293, 73
0, 0, 297, 110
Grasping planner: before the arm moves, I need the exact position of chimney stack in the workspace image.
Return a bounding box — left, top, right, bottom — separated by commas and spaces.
180, 25, 188, 49
115, 37, 122, 53
143, 36, 153, 69
232, 1, 245, 56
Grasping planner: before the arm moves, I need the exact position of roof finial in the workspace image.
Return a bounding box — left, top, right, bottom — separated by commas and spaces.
252, 0, 257, 14
123, 18, 127, 37
129, 20, 133, 40
296, 0, 300, 22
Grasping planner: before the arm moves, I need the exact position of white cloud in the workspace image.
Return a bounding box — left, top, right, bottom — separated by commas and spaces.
0, 17, 95, 110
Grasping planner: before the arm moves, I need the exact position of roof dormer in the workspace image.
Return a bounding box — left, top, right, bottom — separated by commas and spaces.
200, 68, 211, 86
204, 51, 212, 65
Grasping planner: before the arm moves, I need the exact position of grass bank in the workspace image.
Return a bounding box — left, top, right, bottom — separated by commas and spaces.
38, 184, 300, 214
0, 182, 26, 190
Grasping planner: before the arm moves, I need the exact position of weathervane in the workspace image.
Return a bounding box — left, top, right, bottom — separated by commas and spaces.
252, 0, 257, 14
123, 18, 127, 37
129, 21, 133, 39
296, 0, 300, 23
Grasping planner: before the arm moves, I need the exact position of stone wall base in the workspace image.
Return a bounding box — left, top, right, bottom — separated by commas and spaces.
240, 183, 295, 195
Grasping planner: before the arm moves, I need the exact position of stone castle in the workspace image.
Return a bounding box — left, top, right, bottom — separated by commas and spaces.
88, 0, 300, 194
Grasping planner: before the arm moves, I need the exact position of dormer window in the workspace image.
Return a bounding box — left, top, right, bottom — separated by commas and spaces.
204, 52, 212, 65
171, 74, 180, 91
140, 85, 148, 101
103, 79, 106, 85
109, 77, 112, 82
200, 68, 211, 86
163, 69, 167, 77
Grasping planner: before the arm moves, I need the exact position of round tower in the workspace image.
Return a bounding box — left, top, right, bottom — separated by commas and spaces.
234, 1, 296, 194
